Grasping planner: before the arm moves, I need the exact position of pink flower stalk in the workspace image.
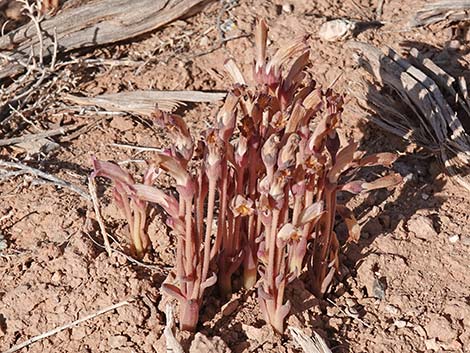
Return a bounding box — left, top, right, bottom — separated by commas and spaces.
92, 20, 402, 334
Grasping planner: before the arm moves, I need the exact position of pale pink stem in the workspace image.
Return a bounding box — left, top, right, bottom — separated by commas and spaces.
184, 198, 194, 296
201, 177, 216, 285
211, 163, 228, 259
267, 209, 280, 291
176, 195, 185, 289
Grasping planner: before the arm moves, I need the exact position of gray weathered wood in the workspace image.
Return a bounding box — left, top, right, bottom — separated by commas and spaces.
63, 90, 226, 115
348, 41, 470, 191
0, 0, 210, 80
409, 0, 470, 27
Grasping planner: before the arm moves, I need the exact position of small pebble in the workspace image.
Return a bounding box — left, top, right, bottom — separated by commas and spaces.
199, 36, 209, 47
394, 320, 407, 328
421, 193, 429, 200
372, 278, 386, 300
424, 338, 440, 351
384, 304, 400, 316
448, 40, 461, 50
403, 173, 415, 183
414, 325, 427, 337
220, 19, 236, 33
448, 235, 459, 243
282, 3, 293, 13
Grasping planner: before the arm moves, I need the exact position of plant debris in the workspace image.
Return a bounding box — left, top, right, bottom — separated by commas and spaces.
348, 41, 470, 191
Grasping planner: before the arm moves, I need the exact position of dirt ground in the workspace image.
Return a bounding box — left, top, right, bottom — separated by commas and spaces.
1, 0, 470, 352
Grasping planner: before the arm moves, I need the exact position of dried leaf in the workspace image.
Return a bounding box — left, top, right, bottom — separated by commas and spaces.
224, 59, 246, 85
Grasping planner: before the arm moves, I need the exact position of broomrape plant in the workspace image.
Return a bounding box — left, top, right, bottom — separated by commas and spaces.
91, 20, 401, 333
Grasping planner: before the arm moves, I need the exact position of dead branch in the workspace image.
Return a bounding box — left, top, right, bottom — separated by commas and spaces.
348, 41, 470, 191
0, 0, 212, 80
0, 160, 91, 200
63, 90, 227, 115
409, 0, 470, 27
0, 123, 84, 147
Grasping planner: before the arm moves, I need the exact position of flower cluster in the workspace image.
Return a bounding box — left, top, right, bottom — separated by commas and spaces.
91, 20, 401, 333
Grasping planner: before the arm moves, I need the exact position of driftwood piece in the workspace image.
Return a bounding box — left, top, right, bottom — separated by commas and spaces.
0, 0, 210, 80
348, 41, 470, 191
409, 0, 470, 27
289, 327, 332, 353
64, 90, 226, 115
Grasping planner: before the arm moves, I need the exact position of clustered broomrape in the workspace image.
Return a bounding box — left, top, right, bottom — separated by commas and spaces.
91, 20, 401, 333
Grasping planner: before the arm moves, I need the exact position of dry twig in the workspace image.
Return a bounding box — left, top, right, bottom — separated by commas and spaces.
0, 0, 212, 80
0, 123, 84, 147
64, 90, 227, 115
88, 176, 112, 256
409, 0, 470, 27
4, 299, 132, 353
0, 160, 90, 200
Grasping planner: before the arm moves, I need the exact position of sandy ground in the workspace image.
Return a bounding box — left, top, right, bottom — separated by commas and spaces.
1, 0, 469, 352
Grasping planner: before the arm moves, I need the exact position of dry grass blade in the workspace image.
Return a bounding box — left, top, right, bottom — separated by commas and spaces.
348, 41, 470, 191
409, 0, 470, 27
4, 299, 131, 353
289, 326, 332, 353
64, 91, 227, 115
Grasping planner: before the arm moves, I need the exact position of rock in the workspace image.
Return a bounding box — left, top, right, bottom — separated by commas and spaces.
407, 216, 437, 240
414, 325, 427, 337
282, 3, 293, 13
319, 19, 357, 42
424, 338, 440, 351
448, 234, 459, 243
372, 278, 386, 300
108, 335, 128, 348
442, 340, 463, 351
394, 320, 407, 328
189, 333, 231, 353
328, 317, 343, 330
71, 326, 87, 340
402, 173, 415, 183
443, 300, 470, 325
199, 36, 209, 47
356, 254, 379, 298
384, 304, 400, 316
425, 314, 456, 342
242, 324, 271, 343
